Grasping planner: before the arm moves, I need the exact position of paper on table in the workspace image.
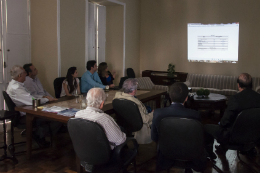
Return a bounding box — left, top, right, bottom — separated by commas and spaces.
42, 106, 68, 113
57, 108, 80, 117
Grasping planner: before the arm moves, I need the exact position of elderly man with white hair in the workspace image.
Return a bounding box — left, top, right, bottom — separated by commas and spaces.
75, 88, 126, 172
6, 65, 61, 147
7, 65, 49, 106
113, 78, 153, 144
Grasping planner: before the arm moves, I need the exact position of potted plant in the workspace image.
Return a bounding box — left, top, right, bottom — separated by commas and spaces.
196, 88, 210, 98
203, 89, 210, 97
196, 88, 204, 97
167, 63, 175, 78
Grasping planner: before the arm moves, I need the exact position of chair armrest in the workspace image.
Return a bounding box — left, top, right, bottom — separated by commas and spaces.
152, 85, 169, 92
114, 137, 138, 165
256, 86, 260, 93
183, 81, 191, 87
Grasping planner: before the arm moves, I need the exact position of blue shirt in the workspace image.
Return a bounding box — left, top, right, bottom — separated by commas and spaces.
106, 75, 112, 83
81, 71, 106, 93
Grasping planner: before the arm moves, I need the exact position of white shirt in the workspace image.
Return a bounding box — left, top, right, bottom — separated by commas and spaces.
60, 78, 80, 97
24, 76, 53, 98
7, 79, 49, 111
75, 107, 126, 149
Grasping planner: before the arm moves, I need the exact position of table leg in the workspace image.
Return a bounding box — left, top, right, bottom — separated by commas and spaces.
26, 113, 34, 160
77, 156, 84, 173
155, 96, 161, 108
220, 109, 225, 117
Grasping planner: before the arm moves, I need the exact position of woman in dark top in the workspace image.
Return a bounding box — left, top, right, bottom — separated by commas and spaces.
98, 62, 116, 86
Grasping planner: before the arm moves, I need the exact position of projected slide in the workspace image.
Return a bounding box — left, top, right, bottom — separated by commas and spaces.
188, 23, 239, 63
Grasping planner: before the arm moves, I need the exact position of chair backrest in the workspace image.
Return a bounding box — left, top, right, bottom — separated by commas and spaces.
112, 99, 143, 135
119, 77, 128, 88
230, 108, 260, 144
67, 118, 111, 165
53, 77, 66, 98
127, 68, 135, 78
2, 91, 22, 127
2, 91, 16, 111
158, 117, 204, 161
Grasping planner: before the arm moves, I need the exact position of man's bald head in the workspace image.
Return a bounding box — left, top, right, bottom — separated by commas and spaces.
237, 73, 252, 90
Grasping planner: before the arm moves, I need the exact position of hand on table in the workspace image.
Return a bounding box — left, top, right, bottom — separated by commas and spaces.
43, 96, 58, 101
109, 84, 115, 88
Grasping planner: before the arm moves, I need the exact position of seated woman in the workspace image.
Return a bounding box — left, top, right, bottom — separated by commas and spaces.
60, 67, 81, 97
98, 62, 115, 87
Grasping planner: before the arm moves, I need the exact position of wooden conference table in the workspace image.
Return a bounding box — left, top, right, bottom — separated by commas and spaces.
15, 89, 167, 159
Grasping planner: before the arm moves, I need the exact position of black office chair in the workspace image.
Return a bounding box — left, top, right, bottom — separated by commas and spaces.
68, 118, 138, 173
2, 91, 26, 155
217, 108, 260, 173
126, 68, 135, 78
53, 77, 66, 98
78, 77, 81, 83
158, 117, 223, 173
119, 77, 128, 88
112, 99, 143, 137
3, 91, 53, 153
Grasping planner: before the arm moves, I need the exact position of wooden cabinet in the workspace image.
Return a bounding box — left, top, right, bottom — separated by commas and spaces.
142, 70, 188, 86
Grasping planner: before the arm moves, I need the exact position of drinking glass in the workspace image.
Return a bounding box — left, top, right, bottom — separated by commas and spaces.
74, 89, 78, 96
78, 94, 83, 104
81, 100, 87, 109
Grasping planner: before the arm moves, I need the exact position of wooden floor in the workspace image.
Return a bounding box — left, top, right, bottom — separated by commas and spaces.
1, 110, 260, 173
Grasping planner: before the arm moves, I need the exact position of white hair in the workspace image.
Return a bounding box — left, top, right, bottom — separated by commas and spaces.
86, 88, 106, 108
122, 78, 138, 93
10, 65, 24, 79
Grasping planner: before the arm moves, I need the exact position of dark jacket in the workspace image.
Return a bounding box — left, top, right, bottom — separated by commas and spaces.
151, 103, 206, 172
99, 71, 114, 85
220, 89, 260, 130
151, 103, 201, 142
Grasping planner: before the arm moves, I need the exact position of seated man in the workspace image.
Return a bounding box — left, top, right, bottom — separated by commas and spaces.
205, 73, 260, 155
7, 65, 61, 147
23, 63, 57, 101
113, 78, 153, 144
75, 88, 126, 172
81, 60, 114, 93
151, 82, 206, 172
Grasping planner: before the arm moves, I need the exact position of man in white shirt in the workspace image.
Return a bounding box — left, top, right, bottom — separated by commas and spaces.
7, 65, 61, 147
7, 65, 49, 107
23, 63, 57, 101
75, 88, 126, 172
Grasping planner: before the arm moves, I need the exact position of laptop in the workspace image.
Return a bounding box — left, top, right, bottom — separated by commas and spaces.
110, 77, 128, 90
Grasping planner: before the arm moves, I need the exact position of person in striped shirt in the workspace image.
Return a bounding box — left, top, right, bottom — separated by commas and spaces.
75, 88, 126, 172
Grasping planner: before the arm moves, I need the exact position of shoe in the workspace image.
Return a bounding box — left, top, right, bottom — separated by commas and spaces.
215, 145, 227, 154
38, 138, 50, 148
185, 168, 193, 173
57, 125, 68, 134
239, 147, 257, 157
32, 133, 50, 148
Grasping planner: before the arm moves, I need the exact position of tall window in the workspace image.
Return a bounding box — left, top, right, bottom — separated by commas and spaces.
88, 2, 106, 65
